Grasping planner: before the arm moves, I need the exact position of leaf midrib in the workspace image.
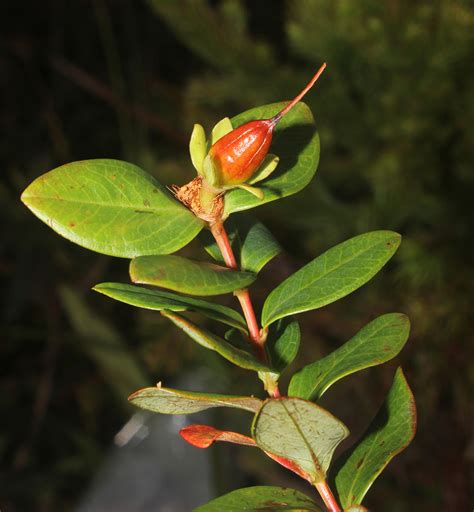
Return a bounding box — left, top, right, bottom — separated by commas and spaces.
280, 401, 322, 479
23, 193, 183, 214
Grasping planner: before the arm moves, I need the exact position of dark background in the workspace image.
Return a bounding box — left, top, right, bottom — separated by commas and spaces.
1, 1, 473, 510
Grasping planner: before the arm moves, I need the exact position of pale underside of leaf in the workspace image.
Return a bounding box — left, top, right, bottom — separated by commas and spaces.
253, 398, 349, 483
128, 385, 262, 414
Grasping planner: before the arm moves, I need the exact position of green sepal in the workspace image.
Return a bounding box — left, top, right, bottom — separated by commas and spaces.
235, 184, 264, 199
248, 153, 280, 185
189, 123, 207, 175
210, 117, 233, 145
202, 154, 220, 188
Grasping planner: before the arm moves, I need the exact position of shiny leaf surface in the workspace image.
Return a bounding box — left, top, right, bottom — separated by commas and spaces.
262, 231, 401, 326
130, 255, 256, 296
334, 368, 416, 507
289, 314, 410, 400
21, 159, 203, 257
93, 282, 246, 331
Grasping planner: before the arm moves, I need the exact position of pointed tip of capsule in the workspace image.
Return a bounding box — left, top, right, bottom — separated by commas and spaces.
271, 62, 327, 125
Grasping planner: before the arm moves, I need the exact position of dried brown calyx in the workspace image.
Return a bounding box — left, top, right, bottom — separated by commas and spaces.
171, 176, 224, 225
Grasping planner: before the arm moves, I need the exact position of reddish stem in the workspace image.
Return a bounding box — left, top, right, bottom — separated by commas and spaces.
315, 480, 342, 512
210, 222, 238, 270
210, 221, 280, 397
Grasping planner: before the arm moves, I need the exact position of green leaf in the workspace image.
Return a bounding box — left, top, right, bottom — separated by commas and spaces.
210, 117, 233, 145
190, 124, 207, 174
289, 314, 410, 400
161, 310, 273, 373
262, 231, 401, 327
93, 282, 246, 332
200, 214, 281, 273
21, 159, 203, 258
252, 398, 349, 483
130, 255, 256, 296
334, 368, 416, 508
266, 318, 300, 373
194, 486, 321, 512
224, 102, 320, 215
129, 385, 262, 414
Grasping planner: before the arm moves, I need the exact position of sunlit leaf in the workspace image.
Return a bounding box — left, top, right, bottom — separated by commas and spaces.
334, 368, 416, 508
262, 231, 401, 327
130, 254, 256, 296
21, 159, 203, 257
289, 314, 410, 400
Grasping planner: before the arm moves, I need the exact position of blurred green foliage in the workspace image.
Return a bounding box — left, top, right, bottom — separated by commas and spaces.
1, 0, 472, 510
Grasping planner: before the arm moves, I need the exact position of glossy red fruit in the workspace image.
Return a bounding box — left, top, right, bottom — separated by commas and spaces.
208, 63, 326, 187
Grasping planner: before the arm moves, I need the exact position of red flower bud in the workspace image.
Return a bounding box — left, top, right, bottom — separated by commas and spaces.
208, 63, 326, 187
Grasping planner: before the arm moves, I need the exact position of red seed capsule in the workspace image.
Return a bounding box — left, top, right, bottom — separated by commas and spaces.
208, 63, 326, 187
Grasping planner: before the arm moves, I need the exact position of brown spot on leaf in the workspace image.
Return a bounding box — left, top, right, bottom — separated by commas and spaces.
69, 222, 76, 228
356, 457, 365, 469
143, 199, 150, 207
